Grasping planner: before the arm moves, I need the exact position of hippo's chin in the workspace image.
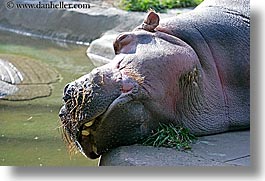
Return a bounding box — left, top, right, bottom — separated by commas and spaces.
59, 104, 106, 159
59, 92, 156, 159
59, 89, 142, 159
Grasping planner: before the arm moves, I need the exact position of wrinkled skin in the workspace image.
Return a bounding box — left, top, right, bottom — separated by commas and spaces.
59, 0, 250, 159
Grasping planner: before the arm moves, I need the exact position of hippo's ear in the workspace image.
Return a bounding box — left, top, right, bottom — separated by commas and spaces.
142, 11, 160, 32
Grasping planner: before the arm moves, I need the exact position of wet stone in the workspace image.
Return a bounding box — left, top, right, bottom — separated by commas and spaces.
0, 80, 18, 98
99, 131, 250, 166
0, 54, 60, 100
99, 145, 230, 166
0, 58, 23, 84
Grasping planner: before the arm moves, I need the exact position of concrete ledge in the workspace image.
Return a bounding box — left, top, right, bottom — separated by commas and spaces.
99, 130, 250, 166
86, 34, 115, 66
99, 145, 230, 166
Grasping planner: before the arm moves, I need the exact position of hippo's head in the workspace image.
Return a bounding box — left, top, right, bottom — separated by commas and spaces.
59, 12, 201, 159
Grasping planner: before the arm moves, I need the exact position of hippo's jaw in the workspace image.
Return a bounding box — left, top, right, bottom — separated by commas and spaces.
59, 66, 152, 159
59, 104, 106, 159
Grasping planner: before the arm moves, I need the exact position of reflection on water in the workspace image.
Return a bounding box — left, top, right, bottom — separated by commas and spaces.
0, 30, 98, 166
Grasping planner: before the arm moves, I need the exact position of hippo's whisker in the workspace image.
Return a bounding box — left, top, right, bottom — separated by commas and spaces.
69, 104, 78, 114
80, 86, 86, 107
69, 143, 79, 157
60, 127, 72, 146
56, 118, 64, 129
56, 123, 65, 130
60, 125, 79, 157
65, 99, 72, 105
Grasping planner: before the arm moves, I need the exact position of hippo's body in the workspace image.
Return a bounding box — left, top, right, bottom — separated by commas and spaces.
59, 0, 250, 159
155, 0, 250, 134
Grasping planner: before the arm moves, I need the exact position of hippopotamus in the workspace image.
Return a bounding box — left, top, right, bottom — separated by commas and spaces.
59, 0, 250, 159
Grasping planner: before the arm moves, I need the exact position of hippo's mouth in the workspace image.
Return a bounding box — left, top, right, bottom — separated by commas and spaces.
59, 105, 106, 159
58, 67, 142, 159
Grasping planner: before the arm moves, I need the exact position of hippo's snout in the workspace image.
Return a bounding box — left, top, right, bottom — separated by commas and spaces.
59, 68, 123, 158
59, 66, 147, 159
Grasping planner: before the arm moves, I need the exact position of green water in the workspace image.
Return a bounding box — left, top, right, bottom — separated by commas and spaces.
0, 30, 98, 166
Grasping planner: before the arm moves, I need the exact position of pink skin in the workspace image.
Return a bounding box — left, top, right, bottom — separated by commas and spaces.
121, 79, 134, 93
111, 12, 229, 135
112, 28, 201, 127
111, 12, 230, 135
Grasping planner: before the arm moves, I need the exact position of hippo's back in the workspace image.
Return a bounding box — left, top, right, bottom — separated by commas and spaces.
197, 0, 249, 18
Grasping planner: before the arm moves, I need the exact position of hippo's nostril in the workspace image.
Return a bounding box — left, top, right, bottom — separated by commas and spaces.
59, 106, 66, 118
113, 33, 133, 55
63, 83, 72, 103
117, 34, 128, 42
64, 83, 70, 95
63, 95, 71, 103
59, 112, 64, 118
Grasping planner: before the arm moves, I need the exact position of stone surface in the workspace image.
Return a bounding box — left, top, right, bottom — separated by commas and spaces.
0, 54, 60, 100
0, 58, 23, 84
99, 130, 250, 166
99, 145, 229, 166
86, 34, 116, 66
0, 0, 144, 43
189, 131, 250, 164
0, 80, 18, 98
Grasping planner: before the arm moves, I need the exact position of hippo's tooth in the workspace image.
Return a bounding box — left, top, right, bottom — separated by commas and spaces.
84, 120, 95, 127
92, 145, 97, 154
81, 130, 90, 136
